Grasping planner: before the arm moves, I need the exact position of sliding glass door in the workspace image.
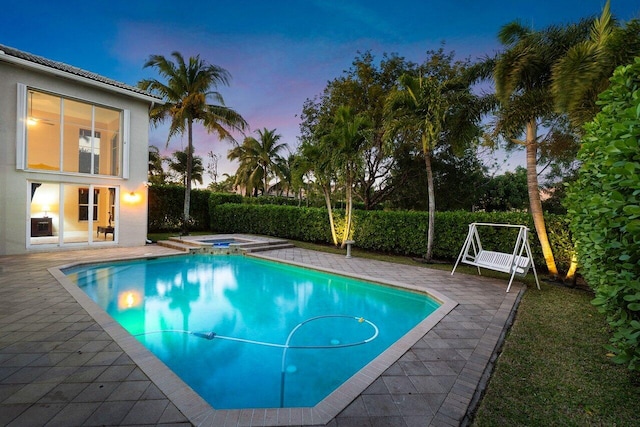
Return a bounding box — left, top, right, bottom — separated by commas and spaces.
29, 182, 118, 247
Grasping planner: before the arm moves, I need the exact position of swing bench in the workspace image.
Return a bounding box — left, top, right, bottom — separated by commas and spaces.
451, 223, 540, 292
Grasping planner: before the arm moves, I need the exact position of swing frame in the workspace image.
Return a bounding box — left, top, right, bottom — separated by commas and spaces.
451, 222, 540, 292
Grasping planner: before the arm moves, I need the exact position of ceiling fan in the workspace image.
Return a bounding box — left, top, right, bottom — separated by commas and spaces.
27, 91, 55, 126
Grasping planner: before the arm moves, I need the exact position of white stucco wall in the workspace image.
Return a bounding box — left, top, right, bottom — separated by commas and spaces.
0, 60, 152, 255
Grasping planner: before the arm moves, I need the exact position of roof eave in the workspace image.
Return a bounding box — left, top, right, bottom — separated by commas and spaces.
0, 50, 163, 105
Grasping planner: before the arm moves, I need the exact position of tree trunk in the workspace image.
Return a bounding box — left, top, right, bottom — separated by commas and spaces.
424, 148, 435, 261
341, 171, 353, 249
525, 119, 559, 278
263, 163, 268, 196
183, 119, 193, 235
323, 185, 338, 246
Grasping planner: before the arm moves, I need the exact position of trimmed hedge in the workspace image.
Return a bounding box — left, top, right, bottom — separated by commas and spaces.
209, 197, 573, 271
148, 185, 211, 232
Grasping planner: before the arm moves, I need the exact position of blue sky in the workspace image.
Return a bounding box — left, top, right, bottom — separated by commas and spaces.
3, 0, 639, 180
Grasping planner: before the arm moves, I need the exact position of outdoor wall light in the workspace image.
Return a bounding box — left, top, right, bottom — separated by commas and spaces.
123, 191, 141, 203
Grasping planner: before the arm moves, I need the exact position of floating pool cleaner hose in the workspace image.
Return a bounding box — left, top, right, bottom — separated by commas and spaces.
137, 314, 379, 407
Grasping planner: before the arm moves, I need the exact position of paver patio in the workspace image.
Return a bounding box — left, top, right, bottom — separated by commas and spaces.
0, 243, 525, 426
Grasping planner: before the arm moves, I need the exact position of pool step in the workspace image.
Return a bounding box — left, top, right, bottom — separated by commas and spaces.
156, 240, 201, 253
243, 242, 295, 253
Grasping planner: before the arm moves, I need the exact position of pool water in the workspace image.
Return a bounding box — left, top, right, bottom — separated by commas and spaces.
199, 239, 234, 247
65, 254, 440, 409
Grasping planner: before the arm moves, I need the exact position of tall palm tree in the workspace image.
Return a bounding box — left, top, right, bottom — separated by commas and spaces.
386, 75, 448, 261
324, 106, 371, 247
168, 148, 204, 187
228, 137, 261, 196
253, 128, 287, 195
139, 52, 247, 233
385, 67, 482, 261
229, 128, 287, 196
552, 0, 640, 127
492, 20, 590, 278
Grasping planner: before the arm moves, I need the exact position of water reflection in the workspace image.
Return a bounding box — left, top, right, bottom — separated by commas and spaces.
68, 255, 439, 409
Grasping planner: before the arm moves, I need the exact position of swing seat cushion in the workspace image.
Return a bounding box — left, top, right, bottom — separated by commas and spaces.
464, 250, 530, 275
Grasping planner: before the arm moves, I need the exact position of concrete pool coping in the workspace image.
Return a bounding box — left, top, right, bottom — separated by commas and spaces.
49, 251, 458, 426
0, 243, 525, 426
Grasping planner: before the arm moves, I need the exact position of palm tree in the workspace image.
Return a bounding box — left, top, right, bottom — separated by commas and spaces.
168, 148, 204, 187
228, 128, 287, 196
228, 138, 261, 196
298, 138, 340, 246
386, 63, 483, 261
253, 128, 287, 195
386, 75, 447, 261
324, 106, 371, 247
148, 145, 167, 185
552, 0, 640, 127
139, 52, 247, 234
492, 20, 590, 278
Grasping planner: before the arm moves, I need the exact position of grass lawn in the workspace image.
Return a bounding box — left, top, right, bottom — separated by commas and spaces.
472, 281, 640, 427
147, 234, 640, 425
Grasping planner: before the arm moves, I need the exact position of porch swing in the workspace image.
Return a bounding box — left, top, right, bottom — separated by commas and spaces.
451, 223, 540, 292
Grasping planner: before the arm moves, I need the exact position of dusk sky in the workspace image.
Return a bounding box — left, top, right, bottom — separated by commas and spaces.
3, 0, 639, 182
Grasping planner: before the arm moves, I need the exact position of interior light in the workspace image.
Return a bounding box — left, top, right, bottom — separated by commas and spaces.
42, 205, 50, 217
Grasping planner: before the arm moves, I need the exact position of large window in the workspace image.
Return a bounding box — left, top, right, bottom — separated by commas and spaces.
20, 86, 125, 177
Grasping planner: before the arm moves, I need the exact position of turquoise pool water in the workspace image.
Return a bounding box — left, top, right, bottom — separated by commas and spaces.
65, 254, 440, 409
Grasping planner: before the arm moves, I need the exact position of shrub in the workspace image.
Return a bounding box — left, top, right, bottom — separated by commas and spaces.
211, 204, 336, 242
566, 58, 640, 371
148, 185, 211, 232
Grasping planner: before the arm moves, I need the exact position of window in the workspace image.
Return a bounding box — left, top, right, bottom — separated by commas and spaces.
78, 188, 99, 221
18, 85, 126, 177
79, 129, 100, 174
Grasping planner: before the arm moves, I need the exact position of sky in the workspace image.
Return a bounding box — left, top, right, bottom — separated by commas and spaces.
2, 0, 639, 184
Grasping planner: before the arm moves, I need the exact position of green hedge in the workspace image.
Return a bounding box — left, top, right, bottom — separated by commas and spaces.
148, 185, 211, 232
209, 199, 572, 271
566, 59, 640, 371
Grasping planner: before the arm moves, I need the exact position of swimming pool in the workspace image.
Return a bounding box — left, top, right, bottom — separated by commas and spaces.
64, 254, 440, 409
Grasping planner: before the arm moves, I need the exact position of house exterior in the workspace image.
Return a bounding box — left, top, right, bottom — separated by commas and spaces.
0, 44, 161, 255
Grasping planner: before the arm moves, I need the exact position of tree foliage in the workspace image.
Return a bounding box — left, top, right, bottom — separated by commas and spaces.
298, 51, 414, 210
552, 0, 640, 127
478, 167, 529, 212
168, 148, 204, 187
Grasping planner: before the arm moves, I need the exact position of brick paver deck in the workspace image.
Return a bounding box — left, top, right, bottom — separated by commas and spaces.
0, 243, 525, 426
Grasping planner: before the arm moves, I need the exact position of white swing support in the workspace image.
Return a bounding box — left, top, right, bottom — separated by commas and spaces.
451, 222, 540, 292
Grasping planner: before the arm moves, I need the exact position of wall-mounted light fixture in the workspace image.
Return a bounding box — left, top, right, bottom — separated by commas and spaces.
123, 191, 141, 203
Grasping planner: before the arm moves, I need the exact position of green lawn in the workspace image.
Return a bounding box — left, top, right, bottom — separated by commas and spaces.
472, 281, 640, 426
147, 234, 640, 424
